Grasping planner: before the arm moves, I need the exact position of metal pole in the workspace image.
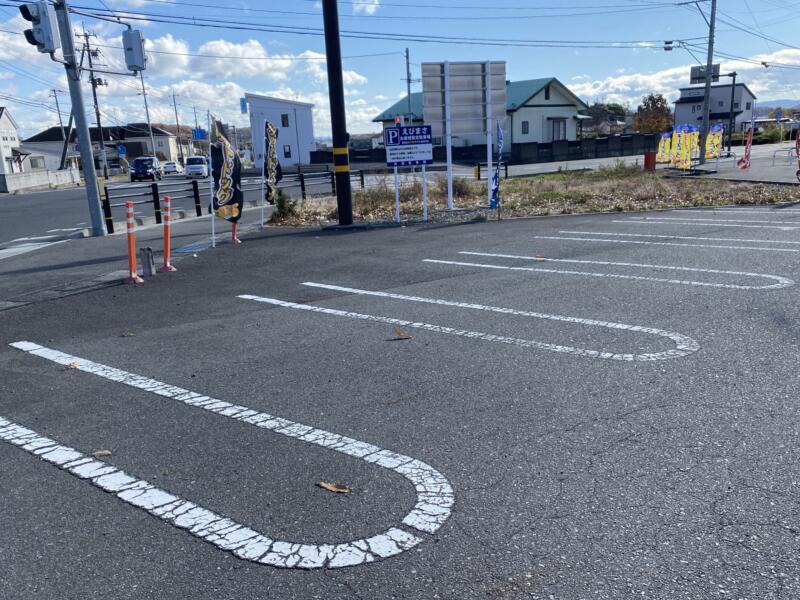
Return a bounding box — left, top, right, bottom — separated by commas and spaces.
260, 118, 265, 228
393, 165, 400, 223
52, 89, 64, 140
59, 109, 73, 171
727, 71, 736, 152
422, 164, 428, 222
322, 0, 353, 226
53, 0, 105, 236
405, 48, 412, 116
140, 71, 157, 157
699, 0, 717, 166
83, 29, 108, 179
172, 91, 185, 165
485, 61, 493, 207
444, 61, 453, 210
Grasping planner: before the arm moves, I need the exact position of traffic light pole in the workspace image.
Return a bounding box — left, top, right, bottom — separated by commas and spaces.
322, 0, 353, 226
54, 0, 105, 236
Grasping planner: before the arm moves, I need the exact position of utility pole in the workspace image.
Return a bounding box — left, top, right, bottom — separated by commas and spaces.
81, 28, 108, 179
53, 0, 105, 236
51, 89, 64, 140
172, 90, 184, 165
726, 71, 737, 152
322, 0, 353, 226
139, 71, 157, 157
699, 0, 717, 165
405, 47, 412, 115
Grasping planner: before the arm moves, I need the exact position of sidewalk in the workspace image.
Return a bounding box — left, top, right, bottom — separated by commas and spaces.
0, 205, 274, 311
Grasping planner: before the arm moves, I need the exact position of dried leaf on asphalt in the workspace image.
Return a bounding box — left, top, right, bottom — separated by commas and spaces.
392, 327, 412, 340
65, 361, 80, 369
318, 481, 352, 494
535, 252, 545, 259
120, 332, 136, 338
92, 450, 112, 458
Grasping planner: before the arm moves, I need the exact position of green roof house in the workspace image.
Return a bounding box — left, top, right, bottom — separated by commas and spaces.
374, 77, 589, 146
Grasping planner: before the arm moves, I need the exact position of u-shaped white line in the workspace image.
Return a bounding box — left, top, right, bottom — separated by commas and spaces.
430, 252, 793, 290
239, 284, 699, 361
6, 341, 454, 570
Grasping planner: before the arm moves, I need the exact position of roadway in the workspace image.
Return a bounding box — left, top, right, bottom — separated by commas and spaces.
2, 205, 800, 597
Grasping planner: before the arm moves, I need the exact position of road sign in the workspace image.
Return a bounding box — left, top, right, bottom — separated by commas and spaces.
240, 97, 247, 114
192, 128, 207, 141
116, 144, 126, 156
690, 64, 720, 84
776, 107, 782, 121
384, 125, 433, 167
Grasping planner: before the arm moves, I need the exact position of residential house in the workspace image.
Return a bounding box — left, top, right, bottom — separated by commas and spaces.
373, 78, 589, 148
22, 123, 179, 170
0, 107, 25, 174
673, 83, 757, 132
244, 93, 315, 167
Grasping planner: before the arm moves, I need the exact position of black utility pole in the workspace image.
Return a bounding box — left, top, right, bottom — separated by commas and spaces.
698, 0, 717, 165
82, 30, 108, 179
322, 0, 353, 226
727, 71, 737, 152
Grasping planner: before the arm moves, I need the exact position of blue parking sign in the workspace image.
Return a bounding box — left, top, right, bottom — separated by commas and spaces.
384, 125, 433, 167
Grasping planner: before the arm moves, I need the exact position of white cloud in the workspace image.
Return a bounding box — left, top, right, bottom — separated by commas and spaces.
353, 0, 380, 15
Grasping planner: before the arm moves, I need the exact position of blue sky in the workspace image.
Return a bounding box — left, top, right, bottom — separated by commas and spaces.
1, 0, 799, 139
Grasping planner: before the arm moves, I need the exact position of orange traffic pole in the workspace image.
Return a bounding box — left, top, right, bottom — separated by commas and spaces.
158, 195, 177, 272
125, 201, 144, 284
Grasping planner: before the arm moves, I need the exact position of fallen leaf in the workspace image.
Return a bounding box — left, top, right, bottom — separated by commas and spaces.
92, 450, 112, 458
65, 361, 80, 369
535, 252, 545, 259
392, 327, 412, 340
119, 332, 136, 338
318, 481, 352, 494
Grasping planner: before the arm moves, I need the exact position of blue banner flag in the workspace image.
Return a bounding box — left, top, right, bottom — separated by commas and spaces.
490, 121, 503, 209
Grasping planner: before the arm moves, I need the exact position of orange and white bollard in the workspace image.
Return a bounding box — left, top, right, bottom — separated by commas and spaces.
157, 195, 177, 272
125, 200, 144, 284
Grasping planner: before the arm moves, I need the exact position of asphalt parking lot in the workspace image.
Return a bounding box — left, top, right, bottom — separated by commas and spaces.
3, 205, 800, 598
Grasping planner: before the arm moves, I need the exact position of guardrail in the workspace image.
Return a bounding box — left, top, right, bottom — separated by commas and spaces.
101, 171, 368, 233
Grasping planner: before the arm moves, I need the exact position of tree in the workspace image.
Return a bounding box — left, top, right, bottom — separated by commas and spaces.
632, 93, 673, 133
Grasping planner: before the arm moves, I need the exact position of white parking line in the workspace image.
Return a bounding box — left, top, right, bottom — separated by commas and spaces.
7, 341, 454, 570
239, 283, 699, 361
421, 252, 793, 290
560, 230, 800, 245
530, 234, 800, 253
0, 240, 67, 261
622, 218, 800, 231
680, 209, 800, 215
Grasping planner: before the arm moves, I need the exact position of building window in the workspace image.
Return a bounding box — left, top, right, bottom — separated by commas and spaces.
29, 156, 46, 170
521, 120, 529, 135
157, 140, 163, 148
734, 102, 739, 109
552, 119, 566, 141
718, 100, 724, 107
283, 144, 291, 159
281, 114, 290, 127
746, 102, 752, 110
692, 105, 696, 113
544, 85, 550, 101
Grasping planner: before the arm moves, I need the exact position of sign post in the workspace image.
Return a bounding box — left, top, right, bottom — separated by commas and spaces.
384, 124, 433, 223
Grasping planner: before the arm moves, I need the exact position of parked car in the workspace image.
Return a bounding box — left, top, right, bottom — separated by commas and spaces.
163, 161, 182, 175
130, 156, 162, 182
184, 156, 209, 179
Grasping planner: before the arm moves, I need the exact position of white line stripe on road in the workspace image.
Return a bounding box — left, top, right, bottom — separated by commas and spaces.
679, 209, 800, 215
426, 253, 793, 290
559, 230, 800, 245
0, 240, 66, 261
530, 235, 800, 253
243, 283, 699, 361
7, 341, 454, 570
624, 217, 800, 230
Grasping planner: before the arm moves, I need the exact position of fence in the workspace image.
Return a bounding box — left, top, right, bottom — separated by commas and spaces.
101, 171, 370, 233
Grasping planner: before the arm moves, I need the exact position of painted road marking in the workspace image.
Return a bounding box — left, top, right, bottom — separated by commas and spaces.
7, 341, 453, 570
559, 231, 800, 246
239, 284, 699, 361
421, 253, 793, 290
0, 240, 67, 261
530, 234, 800, 253
622, 218, 800, 231
681, 209, 800, 215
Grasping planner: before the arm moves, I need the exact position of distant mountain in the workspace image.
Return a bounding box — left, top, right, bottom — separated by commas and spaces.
757, 99, 800, 109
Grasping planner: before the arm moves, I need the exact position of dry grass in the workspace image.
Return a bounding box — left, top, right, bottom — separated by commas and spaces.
269, 161, 800, 226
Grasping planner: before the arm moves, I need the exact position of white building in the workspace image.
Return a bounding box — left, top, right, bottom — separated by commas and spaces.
373, 78, 589, 146
0, 107, 24, 174
673, 83, 757, 132
244, 93, 315, 168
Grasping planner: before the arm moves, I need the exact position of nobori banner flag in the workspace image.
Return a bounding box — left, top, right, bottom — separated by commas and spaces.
264, 121, 283, 203
210, 120, 244, 223
490, 121, 503, 209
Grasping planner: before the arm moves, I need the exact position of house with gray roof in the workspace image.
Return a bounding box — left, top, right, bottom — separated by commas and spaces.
373, 77, 589, 147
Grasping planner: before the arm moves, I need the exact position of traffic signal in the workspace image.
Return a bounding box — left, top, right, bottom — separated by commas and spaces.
19, 1, 60, 54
